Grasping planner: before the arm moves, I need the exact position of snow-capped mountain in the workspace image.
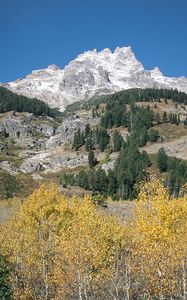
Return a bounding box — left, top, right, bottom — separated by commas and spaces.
3, 47, 187, 111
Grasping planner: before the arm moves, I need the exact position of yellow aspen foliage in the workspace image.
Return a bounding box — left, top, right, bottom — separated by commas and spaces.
129, 178, 187, 299
0, 184, 68, 299
0, 184, 124, 300
1, 180, 187, 299
52, 196, 124, 299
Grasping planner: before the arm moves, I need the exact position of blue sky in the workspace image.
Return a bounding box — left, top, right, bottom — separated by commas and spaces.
0, 0, 187, 82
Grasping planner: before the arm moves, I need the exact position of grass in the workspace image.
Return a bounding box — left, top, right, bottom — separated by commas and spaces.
0, 151, 22, 168
154, 123, 187, 142
33, 116, 62, 128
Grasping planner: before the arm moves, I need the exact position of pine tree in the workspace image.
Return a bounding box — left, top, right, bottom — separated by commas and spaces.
72, 128, 85, 151
113, 131, 123, 152
98, 128, 109, 152
155, 113, 161, 125
148, 128, 159, 142
157, 147, 168, 172
85, 135, 94, 151
168, 112, 173, 123
85, 123, 91, 138
107, 170, 117, 196
138, 127, 148, 147
88, 149, 97, 168
162, 111, 168, 123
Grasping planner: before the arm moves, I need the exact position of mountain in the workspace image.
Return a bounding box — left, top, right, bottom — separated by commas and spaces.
2, 46, 187, 111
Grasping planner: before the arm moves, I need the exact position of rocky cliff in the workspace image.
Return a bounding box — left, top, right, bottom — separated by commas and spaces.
3, 47, 187, 111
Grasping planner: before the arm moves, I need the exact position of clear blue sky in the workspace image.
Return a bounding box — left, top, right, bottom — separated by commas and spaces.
1, 0, 187, 82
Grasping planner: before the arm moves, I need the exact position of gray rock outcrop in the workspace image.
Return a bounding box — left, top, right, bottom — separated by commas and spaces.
3, 46, 187, 111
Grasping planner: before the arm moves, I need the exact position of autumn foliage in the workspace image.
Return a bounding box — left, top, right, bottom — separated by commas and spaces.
1, 180, 187, 299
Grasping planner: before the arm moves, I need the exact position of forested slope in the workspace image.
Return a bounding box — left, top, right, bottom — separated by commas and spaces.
0, 87, 61, 118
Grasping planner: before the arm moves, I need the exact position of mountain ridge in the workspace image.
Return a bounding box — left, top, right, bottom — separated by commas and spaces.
2, 46, 187, 111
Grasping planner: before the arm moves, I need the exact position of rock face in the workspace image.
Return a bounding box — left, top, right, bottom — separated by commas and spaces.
2, 46, 187, 111
0, 110, 100, 175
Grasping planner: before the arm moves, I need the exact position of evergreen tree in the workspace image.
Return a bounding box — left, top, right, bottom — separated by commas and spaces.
168, 112, 173, 123
114, 141, 148, 199
88, 149, 97, 168
98, 128, 109, 152
138, 127, 148, 147
72, 128, 85, 151
157, 148, 168, 172
162, 111, 168, 123
141, 150, 150, 166
72, 131, 79, 150
85, 136, 93, 151
155, 113, 161, 125
113, 131, 123, 152
171, 113, 180, 125
148, 128, 159, 142
85, 123, 91, 138
107, 169, 117, 196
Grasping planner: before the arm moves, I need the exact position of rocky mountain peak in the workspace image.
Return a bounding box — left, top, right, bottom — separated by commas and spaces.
2, 46, 187, 111
47, 64, 61, 71
150, 66, 163, 77
99, 48, 112, 56
114, 46, 133, 56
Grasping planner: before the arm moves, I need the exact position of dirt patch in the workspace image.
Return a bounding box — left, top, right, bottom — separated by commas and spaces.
144, 135, 187, 160
154, 123, 187, 142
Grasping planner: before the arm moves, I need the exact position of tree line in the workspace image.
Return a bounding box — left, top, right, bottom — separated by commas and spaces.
64, 136, 150, 200
72, 104, 160, 154
72, 123, 110, 152
0, 87, 61, 118
86, 87, 187, 108
69, 104, 161, 199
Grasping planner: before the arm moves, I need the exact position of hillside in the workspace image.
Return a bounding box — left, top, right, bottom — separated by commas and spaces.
1, 88, 187, 300
1, 88, 187, 201
0, 86, 61, 118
